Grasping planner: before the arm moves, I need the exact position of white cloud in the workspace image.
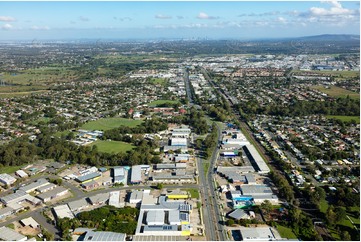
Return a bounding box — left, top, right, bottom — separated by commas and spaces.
0, 16, 16, 22
31, 25, 50, 30
176, 16, 184, 19
197, 12, 219, 20
79, 16, 89, 22
155, 14, 172, 19
278, 17, 287, 24
1, 23, 13, 30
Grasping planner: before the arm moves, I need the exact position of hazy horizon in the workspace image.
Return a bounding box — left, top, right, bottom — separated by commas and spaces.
0, 1, 360, 40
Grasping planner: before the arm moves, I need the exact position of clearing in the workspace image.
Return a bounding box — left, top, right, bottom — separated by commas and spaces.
326, 115, 360, 123
312, 85, 360, 100
81, 118, 143, 131
92, 140, 134, 153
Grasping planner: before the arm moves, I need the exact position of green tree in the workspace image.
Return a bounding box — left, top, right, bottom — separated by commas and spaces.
341, 231, 351, 241
260, 200, 273, 214
335, 207, 347, 223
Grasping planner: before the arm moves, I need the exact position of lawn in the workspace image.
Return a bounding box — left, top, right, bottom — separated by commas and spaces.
149, 78, 168, 86
0, 165, 24, 174
319, 199, 328, 213
0, 90, 48, 98
184, 188, 200, 199
312, 85, 360, 100
81, 117, 143, 131
92, 140, 134, 153
292, 70, 359, 79
276, 224, 298, 239
326, 115, 360, 124
148, 99, 180, 107
202, 162, 210, 177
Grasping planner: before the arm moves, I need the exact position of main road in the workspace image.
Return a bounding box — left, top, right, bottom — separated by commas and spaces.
184, 67, 226, 241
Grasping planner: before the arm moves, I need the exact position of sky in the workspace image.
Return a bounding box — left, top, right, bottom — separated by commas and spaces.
0, 0, 359, 40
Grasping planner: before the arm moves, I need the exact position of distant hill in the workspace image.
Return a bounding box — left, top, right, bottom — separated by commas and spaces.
294, 34, 360, 42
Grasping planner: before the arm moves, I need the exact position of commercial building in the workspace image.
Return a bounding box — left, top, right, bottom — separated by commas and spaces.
53, 204, 74, 219
243, 145, 270, 174
155, 163, 186, 170
152, 173, 194, 183
76, 172, 101, 184
146, 210, 165, 225
228, 209, 255, 220
241, 185, 273, 196
129, 190, 143, 204
217, 166, 255, 175
108, 191, 120, 207
239, 226, 278, 241
113, 167, 126, 184
174, 154, 190, 163
68, 198, 89, 213
82, 231, 126, 241
0, 173, 17, 186
0, 207, 14, 220
88, 193, 109, 205
135, 194, 192, 237
1, 190, 41, 206
15, 170, 28, 179
170, 138, 187, 146
19, 178, 50, 193
130, 165, 149, 184
231, 191, 255, 209
36, 183, 57, 193
20, 217, 39, 228
81, 180, 99, 190
0, 226, 27, 241
36, 186, 69, 203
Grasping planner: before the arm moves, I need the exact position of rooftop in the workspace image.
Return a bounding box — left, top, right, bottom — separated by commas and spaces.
82, 231, 126, 241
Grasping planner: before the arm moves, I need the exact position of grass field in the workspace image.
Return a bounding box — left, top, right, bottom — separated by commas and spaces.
184, 188, 200, 199
1, 67, 77, 85
320, 200, 360, 236
150, 78, 168, 86
276, 225, 298, 239
312, 85, 360, 100
202, 162, 210, 177
81, 118, 143, 131
292, 70, 359, 79
326, 115, 360, 123
148, 99, 180, 107
0, 165, 24, 174
0, 90, 49, 98
92, 140, 134, 153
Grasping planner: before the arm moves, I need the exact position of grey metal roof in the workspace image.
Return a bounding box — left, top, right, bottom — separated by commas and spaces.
146, 210, 164, 224
1, 190, 27, 204
36, 186, 68, 200
68, 198, 89, 211
76, 172, 101, 182
113, 167, 125, 177
36, 183, 57, 193
88, 193, 108, 205
245, 174, 257, 184
168, 210, 180, 223
241, 185, 273, 195
19, 178, 49, 193
0, 207, 14, 217
243, 144, 270, 173
228, 209, 248, 220
0, 226, 27, 241
82, 231, 126, 241
143, 225, 178, 232
132, 235, 187, 241
131, 165, 142, 183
